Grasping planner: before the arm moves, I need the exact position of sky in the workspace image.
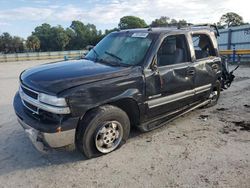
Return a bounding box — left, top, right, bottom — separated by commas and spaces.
0, 0, 249, 38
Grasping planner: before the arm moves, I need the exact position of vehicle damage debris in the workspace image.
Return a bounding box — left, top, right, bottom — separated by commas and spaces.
199, 115, 209, 121
233, 121, 250, 131
216, 107, 228, 111
243, 104, 250, 108
218, 118, 250, 134
220, 57, 239, 90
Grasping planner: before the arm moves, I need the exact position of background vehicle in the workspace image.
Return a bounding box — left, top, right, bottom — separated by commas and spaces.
13, 25, 231, 158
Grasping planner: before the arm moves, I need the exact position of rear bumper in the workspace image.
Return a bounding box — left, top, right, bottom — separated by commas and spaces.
13, 92, 79, 150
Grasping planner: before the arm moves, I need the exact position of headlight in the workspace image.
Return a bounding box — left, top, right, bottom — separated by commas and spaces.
39, 93, 67, 107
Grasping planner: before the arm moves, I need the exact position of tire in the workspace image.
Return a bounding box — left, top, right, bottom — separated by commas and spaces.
206, 80, 221, 107
76, 105, 130, 158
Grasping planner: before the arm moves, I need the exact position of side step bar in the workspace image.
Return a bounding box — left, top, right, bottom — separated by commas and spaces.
138, 99, 211, 132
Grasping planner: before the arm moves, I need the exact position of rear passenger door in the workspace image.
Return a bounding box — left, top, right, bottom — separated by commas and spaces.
145, 34, 195, 118
190, 33, 220, 101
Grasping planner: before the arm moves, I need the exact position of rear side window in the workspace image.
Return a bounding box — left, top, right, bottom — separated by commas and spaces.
192, 34, 216, 60
157, 34, 190, 67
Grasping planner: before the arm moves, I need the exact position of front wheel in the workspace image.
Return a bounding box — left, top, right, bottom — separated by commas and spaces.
76, 105, 130, 158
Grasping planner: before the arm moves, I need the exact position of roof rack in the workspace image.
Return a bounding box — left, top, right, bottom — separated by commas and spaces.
186, 23, 220, 37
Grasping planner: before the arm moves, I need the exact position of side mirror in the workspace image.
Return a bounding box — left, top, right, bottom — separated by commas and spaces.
150, 55, 158, 71
86, 45, 94, 51
151, 63, 158, 71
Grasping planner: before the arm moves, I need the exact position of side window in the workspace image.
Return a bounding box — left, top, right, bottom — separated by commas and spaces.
157, 35, 190, 67
192, 34, 216, 60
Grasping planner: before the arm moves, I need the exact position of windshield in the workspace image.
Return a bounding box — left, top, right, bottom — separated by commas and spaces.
85, 32, 153, 66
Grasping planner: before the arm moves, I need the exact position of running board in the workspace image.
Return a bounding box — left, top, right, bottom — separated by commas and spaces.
138, 99, 211, 132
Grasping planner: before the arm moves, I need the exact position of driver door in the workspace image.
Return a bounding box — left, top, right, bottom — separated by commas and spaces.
145, 34, 195, 119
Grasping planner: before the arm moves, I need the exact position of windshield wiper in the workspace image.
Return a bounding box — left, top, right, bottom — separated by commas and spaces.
90, 50, 128, 67
96, 58, 121, 66
105, 51, 123, 62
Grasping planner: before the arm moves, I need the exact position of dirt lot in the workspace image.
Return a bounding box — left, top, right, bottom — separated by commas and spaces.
0, 60, 249, 188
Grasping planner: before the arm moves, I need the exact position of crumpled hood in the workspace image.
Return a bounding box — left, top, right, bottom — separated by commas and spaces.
20, 59, 131, 94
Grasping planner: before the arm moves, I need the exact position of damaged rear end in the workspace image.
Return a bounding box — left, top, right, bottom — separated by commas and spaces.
220, 56, 239, 90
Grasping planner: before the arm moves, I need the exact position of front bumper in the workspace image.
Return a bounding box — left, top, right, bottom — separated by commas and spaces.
18, 117, 75, 151
13, 92, 79, 150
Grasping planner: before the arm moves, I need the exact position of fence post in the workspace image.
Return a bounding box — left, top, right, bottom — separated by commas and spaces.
26, 52, 29, 61
227, 29, 232, 62
15, 53, 18, 62
238, 55, 241, 63
232, 44, 236, 63
227, 29, 232, 50
4, 54, 7, 62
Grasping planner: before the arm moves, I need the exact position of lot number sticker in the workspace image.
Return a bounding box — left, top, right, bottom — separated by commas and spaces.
131, 33, 148, 38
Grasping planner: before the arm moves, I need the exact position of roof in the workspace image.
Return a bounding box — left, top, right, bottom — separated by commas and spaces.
118, 24, 218, 35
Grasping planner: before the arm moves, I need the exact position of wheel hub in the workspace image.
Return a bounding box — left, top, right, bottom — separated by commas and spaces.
95, 121, 123, 153
209, 90, 218, 102
102, 127, 119, 144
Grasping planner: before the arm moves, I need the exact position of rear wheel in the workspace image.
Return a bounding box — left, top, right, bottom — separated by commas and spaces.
76, 105, 130, 158
206, 80, 221, 107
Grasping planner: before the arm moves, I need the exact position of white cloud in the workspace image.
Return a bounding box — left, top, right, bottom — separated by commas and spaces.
0, 21, 10, 26
0, 7, 54, 21
0, 0, 249, 29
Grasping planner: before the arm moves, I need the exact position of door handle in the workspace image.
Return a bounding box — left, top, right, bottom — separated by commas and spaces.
212, 64, 218, 70
187, 69, 195, 76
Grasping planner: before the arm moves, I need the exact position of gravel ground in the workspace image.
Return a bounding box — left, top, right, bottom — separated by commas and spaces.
0, 60, 249, 188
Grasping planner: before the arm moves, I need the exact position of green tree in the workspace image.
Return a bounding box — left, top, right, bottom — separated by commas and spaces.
104, 28, 119, 35
118, 16, 147, 29
150, 16, 170, 27
177, 19, 188, 27
151, 17, 188, 28
84, 23, 101, 45
169, 19, 178, 26
66, 20, 102, 50
67, 20, 89, 50
216, 22, 224, 29
65, 27, 76, 50
32, 23, 52, 51
0, 32, 24, 53
51, 26, 70, 51
0, 32, 12, 53
11, 36, 25, 52
219, 12, 244, 28
26, 35, 40, 51
32, 23, 70, 51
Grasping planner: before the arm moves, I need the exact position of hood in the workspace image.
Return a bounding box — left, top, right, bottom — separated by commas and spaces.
20, 59, 131, 94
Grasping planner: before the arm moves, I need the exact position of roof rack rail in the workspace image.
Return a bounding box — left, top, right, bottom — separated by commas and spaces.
187, 23, 220, 37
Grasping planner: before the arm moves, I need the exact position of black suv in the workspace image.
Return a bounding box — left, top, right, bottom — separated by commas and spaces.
14, 25, 228, 158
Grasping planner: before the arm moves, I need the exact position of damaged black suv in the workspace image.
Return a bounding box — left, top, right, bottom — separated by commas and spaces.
13, 25, 232, 158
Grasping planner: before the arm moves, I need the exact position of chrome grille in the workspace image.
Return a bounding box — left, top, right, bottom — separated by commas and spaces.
21, 85, 38, 100
20, 84, 40, 114
19, 84, 70, 115
23, 100, 38, 113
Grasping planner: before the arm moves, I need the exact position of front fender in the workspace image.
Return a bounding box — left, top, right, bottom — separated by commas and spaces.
61, 70, 144, 117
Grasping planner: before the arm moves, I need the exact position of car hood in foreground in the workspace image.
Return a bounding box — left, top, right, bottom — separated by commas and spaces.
20, 59, 132, 94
